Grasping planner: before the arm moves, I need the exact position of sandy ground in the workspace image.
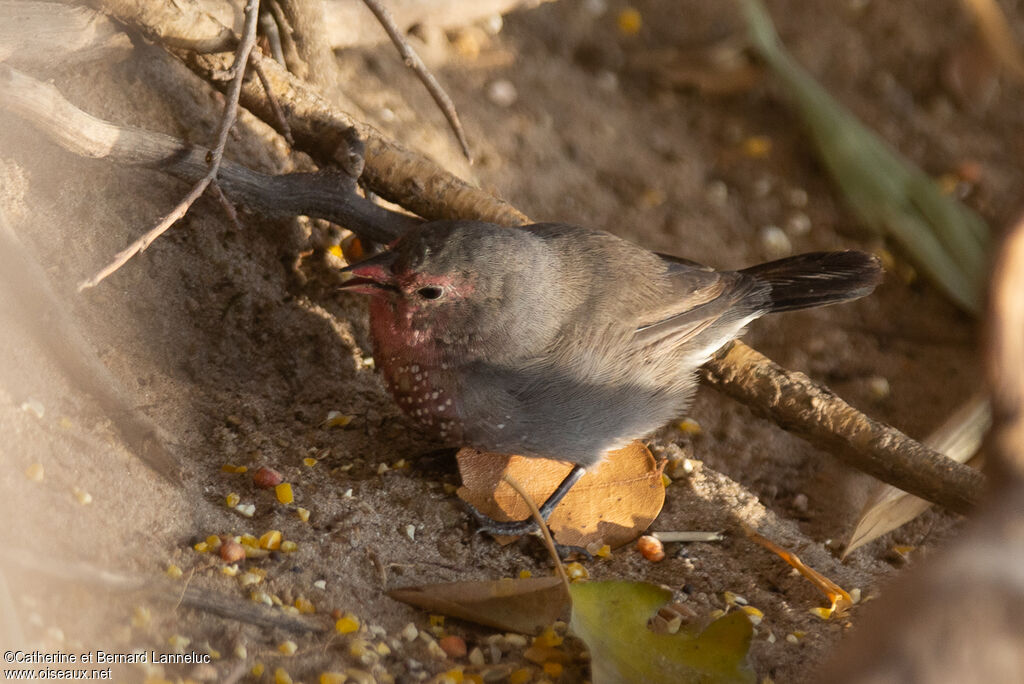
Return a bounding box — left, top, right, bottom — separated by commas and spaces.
2, 0, 1021, 682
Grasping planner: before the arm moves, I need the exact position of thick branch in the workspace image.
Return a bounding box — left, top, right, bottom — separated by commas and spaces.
701, 341, 984, 513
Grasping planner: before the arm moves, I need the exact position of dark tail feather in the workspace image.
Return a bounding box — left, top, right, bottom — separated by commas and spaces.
740, 251, 883, 313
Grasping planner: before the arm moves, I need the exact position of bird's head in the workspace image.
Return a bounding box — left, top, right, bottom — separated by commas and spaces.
339, 221, 560, 359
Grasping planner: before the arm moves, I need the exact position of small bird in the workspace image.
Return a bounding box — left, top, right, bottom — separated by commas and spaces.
340, 220, 882, 534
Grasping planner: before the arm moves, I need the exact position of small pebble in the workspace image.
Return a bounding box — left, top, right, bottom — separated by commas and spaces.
487, 80, 517, 107
760, 225, 792, 258
867, 376, 891, 400
785, 212, 812, 237
786, 187, 809, 207
401, 623, 419, 642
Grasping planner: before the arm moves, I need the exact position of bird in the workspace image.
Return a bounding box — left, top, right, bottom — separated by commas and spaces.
339, 220, 882, 535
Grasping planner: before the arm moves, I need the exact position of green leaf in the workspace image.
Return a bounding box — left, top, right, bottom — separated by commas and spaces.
569, 581, 755, 684
738, 0, 990, 314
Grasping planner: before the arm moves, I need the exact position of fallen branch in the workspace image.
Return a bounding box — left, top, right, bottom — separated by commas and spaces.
701, 342, 984, 513
0, 63, 418, 244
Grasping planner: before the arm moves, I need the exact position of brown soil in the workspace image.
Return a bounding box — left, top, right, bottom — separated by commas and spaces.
2, 0, 1020, 682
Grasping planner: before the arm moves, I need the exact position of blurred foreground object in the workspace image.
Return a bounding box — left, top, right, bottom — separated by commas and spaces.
821, 215, 1024, 682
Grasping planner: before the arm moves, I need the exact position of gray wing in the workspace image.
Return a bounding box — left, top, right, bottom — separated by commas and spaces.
632, 257, 772, 353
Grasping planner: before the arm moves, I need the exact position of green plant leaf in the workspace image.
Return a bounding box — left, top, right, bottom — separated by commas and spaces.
738, 0, 990, 313
569, 581, 755, 684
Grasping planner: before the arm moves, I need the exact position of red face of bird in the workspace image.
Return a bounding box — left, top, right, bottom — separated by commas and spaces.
337, 247, 475, 308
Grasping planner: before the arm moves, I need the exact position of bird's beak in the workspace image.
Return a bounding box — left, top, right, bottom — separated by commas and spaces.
338, 250, 399, 295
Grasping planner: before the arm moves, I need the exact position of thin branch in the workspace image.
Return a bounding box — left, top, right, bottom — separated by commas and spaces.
360, 0, 472, 161
250, 55, 294, 145
78, 0, 261, 291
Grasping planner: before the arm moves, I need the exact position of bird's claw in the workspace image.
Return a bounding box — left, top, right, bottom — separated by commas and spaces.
466, 502, 542, 536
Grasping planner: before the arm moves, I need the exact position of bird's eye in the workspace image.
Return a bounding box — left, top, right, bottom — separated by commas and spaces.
416, 286, 444, 300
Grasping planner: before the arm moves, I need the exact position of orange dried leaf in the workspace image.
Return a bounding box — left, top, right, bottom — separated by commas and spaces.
745, 526, 852, 617
456, 440, 665, 549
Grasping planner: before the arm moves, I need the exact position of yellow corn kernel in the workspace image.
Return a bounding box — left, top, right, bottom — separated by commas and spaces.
741, 605, 764, 625
324, 412, 353, 428
677, 417, 702, 435
617, 7, 642, 35
595, 545, 612, 558
278, 640, 297, 655
303, 457, 317, 467
251, 663, 265, 677
165, 564, 183, 579
441, 670, 464, 683
274, 667, 293, 684
259, 530, 282, 550
335, 613, 360, 634
131, 606, 151, 628
239, 534, 259, 547
518, 569, 533, 579
509, 669, 532, 684
661, 472, 672, 487
225, 492, 240, 507
320, 674, 346, 684
206, 535, 221, 548
543, 662, 563, 678
294, 597, 315, 614
565, 562, 588, 581
534, 627, 563, 648
167, 634, 190, 651
193, 542, 210, 553
221, 464, 248, 474
297, 507, 311, 522
275, 483, 294, 504
809, 606, 834, 620
72, 487, 92, 505
742, 136, 772, 158
280, 540, 298, 553
429, 614, 445, 628
24, 462, 45, 482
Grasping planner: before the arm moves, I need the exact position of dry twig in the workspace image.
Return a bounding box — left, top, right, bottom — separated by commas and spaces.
360, 0, 472, 160
78, 0, 261, 291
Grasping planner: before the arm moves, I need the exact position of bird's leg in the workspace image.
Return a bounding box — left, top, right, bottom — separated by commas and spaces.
468, 464, 588, 536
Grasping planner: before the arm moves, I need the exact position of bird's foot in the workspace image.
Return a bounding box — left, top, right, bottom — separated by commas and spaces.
466, 503, 541, 536
465, 504, 593, 560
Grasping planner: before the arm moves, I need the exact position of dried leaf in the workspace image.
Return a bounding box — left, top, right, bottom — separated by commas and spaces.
388, 577, 568, 634
745, 527, 852, 618
961, 0, 1024, 82
569, 581, 754, 684
457, 440, 665, 548
844, 394, 989, 557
